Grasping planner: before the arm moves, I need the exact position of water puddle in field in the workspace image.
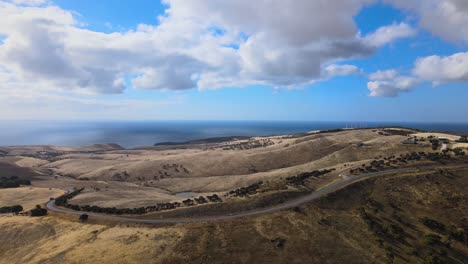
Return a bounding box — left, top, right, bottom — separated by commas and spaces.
175, 191, 197, 198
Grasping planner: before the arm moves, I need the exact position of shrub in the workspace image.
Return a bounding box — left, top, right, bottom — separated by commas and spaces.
0, 205, 23, 214
30, 205, 47, 217
0, 176, 31, 189
421, 217, 446, 232
79, 214, 89, 222
449, 228, 467, 245
423, 234, 442, 246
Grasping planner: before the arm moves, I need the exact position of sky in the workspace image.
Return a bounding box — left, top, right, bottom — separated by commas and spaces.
0, 0, 467, 122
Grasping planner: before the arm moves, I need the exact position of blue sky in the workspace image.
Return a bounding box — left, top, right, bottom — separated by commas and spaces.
0, 0, 467, 122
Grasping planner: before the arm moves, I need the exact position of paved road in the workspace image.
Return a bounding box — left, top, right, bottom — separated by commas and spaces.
46, 166, 458, 224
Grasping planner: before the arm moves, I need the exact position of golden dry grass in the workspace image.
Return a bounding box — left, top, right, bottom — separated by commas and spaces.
0, 216, 186, 264
413, 132, 461, 141
0, 187, 64, 210
2, 129, 437, 208
1, 167, 466, 264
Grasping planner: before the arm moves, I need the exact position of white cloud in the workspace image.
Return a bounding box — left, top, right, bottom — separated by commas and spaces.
386, 0, 468, 43
1, 0, 419, 97
367, 70, 420, 97
363, 22, 416, 47
1, 0, 463, 108
324, 64, 362, 78
367, 52, 468, 97
413, 52, 468, 85
10, 0, 47, 6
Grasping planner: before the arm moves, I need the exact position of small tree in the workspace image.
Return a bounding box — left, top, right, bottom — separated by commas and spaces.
79, 214, 89, 222
11, 205, 23, 214
30, 205, 47, 217
0, 205, 23, 214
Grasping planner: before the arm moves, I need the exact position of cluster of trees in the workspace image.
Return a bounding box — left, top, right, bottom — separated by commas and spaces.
181, 195, 222, 206
54, 188, 85, 207
0, 205, 23, 214
194, 196, 208, 204
222, 139, 274, 151
30, 205, 47, 217
56, 188, 222, 215
66, 195, 223, 215
351, 151, 460, 175
227, 181, 264, 197
430, 138, 441, 150
207, 194, 223, 203
0, 204, 50, 217
67, 204, 148, 215
451, 148, 466, 156
21, 151, 64, 161
0, 176, 31, 189
286, 169, 335, 186
456, 136, 467, 143
317, 128, 344, 134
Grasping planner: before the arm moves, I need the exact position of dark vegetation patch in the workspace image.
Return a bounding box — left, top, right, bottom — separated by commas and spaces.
20, 151, 64, 161
226, 181, 264, 197
0, 205, 23, 214
353, 172, 468, 264
138, 190, 307, 219
56, 188, 223, 215
30, 205, 47, 217
270, 237, 286, 249
286, 169, 335, 186
382, 129, 415, 136
350, 151, 464, 175
79, 214, 89, 222
422, 217, 446, 233
153, 136, 251, 147
0, 176, 31, 188
220, 138, 275, 151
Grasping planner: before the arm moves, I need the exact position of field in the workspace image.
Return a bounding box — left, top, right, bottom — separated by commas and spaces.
1, 128, 436, 208
0, 128, 467, 263
0, 187, 64, 211
0, 167, 466, 264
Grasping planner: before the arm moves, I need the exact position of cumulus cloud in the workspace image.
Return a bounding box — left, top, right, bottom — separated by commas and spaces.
367, 69, 420, 97
367, 52, 468, 97
386, 0, 468, 43
323, 64, 362, 78
363, 22, 416, 47
0, 0, 421, 96
413, 52, 468, 85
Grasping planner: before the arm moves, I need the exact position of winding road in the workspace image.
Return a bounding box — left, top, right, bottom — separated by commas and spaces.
46, 166, 459, 224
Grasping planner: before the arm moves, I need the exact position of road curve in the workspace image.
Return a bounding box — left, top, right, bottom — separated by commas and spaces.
45, 166, 454, 224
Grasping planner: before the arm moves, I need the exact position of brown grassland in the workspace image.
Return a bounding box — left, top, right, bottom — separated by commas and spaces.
0, 128, 467, 263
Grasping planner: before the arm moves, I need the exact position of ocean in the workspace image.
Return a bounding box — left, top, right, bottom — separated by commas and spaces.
1, 120, 467, 148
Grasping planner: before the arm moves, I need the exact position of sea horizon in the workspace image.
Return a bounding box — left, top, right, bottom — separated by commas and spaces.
1, 120, 468, 148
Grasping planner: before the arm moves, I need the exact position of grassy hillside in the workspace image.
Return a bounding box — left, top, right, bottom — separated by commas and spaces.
1, 168, 466, 264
